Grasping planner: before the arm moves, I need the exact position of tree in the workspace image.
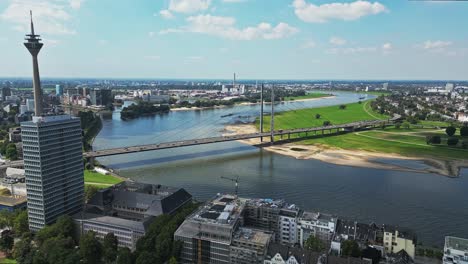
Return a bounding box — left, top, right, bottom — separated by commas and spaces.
323, 121, 331, 126
135, 251, 157, 264
341, 240, 361, 258
447, 137, 459, 146
5, 143, 18, 160
339, 104, 347, 110
0, 233, 14, 257
103, 233, 118, 264
460, 126, 468, 137
395, 123, 401, 129
402, 122, 410, 129
446, 126, 456, 137
304, 235, 325, 251
0, 210, 15, 230
85, 185, 99, 202
80, 231, 103, 264
315, 113, 321, 119
14, 210, 29, 236
426, 135, 441, 145
13, 237, 34, 264
117, 247, 134, 264
168, 257, 178, 264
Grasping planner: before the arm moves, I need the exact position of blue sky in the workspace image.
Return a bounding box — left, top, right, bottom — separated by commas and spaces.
1, 0, 467, 80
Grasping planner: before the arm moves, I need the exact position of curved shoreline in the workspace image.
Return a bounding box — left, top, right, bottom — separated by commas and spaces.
223, 124, 467, 177
171, 95, 336, 111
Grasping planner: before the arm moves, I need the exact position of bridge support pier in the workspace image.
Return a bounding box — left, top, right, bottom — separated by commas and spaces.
88, 157, 95, 169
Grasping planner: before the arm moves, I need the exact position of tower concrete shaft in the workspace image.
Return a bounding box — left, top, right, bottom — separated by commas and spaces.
24, 11, 43, 116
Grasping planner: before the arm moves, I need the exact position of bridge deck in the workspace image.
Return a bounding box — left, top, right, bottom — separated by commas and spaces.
1, 118, 393, 168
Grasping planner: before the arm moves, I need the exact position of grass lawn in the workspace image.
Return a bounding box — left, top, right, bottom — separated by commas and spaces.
257, 100, 467, 160
84, 170, 123, 186
0, 259, 17, 264
257, 101, 388, 131
284, 93, 331, 101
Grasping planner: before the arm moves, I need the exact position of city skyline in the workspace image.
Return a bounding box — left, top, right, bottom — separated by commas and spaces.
1, 0, 468, 80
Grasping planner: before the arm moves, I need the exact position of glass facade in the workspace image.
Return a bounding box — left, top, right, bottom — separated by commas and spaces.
21, 115, 84, 231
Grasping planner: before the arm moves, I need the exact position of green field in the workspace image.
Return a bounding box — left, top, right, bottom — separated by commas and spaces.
257, 101, 388, 131
284, 93, 331, 101
258, 100, 467, 160
84, 170, 123, 187
0, 259, 17, 264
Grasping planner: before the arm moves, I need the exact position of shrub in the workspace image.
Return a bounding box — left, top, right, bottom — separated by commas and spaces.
339, 105, 347, 110
426, 135, 441, 145
323, 121, 331, 126
315, 114, 321, 119
446, 126, 456, 137
460, 126, 468, 137
447, 137, 459, 146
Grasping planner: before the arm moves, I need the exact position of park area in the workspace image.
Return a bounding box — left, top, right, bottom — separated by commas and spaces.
256, 100, 467, 160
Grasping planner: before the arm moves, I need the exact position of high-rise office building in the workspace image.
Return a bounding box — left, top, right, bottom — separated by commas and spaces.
21, 115, 84, 231
56, 84, 63, 96
21, 12, 85, 232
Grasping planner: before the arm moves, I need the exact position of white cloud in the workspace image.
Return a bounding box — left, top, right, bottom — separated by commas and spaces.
42, 38, 60, 47
326, 46, 377, 55
160, 14, 298, 40
301, 40, 316, 49
168, 0, 211, 13
222, 0, 246, 2
69, 0, 83, 9
159, 9, 174, 19
0, 0, 78, 35
330, 36, 346, 46
422, 40, 452, 50
148, 31, 156, 37
293, 0, 387, 23
382, 42, 392, 50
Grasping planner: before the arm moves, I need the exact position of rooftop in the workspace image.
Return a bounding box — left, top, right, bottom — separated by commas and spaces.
233, 227, 272, 245
301, 211, 336, 223
446, 236, 468, 252
188, 194, 245, 226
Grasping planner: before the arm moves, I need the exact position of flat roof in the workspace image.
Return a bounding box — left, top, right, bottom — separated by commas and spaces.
188, 194, 245, 226
233, 228, 272, 245
446, 236, 468, 252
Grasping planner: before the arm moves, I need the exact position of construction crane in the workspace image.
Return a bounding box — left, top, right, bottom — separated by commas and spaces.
220, 176, 239, 196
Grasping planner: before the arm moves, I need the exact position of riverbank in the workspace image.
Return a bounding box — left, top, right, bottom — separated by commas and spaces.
171, 95, 336, 111
223, 124, 467, 177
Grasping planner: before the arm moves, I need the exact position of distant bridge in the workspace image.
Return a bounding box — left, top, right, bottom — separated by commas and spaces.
1, 118, 395, 169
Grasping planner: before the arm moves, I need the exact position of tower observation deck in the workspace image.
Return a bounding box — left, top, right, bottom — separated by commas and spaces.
24, 11, 43, 116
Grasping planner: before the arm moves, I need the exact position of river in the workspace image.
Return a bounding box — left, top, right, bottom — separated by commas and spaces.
93, 92, 468, 246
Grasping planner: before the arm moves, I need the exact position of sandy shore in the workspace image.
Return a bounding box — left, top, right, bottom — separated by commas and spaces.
171, 95, 335, 112
223, 124, 467, 177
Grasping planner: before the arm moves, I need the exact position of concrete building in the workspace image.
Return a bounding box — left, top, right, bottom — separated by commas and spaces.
443, 236, 468, 264
26, 99, 35, 113
75, 181, 192, 251
175, 194, 273, 264
9, 127, 22, 143
21, 115, 84, 231
278, 206, 300, 245
383, 226, 416, 260
1, 87, 11, 101
298, 211, 337, 247
244, 198, 284, 241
